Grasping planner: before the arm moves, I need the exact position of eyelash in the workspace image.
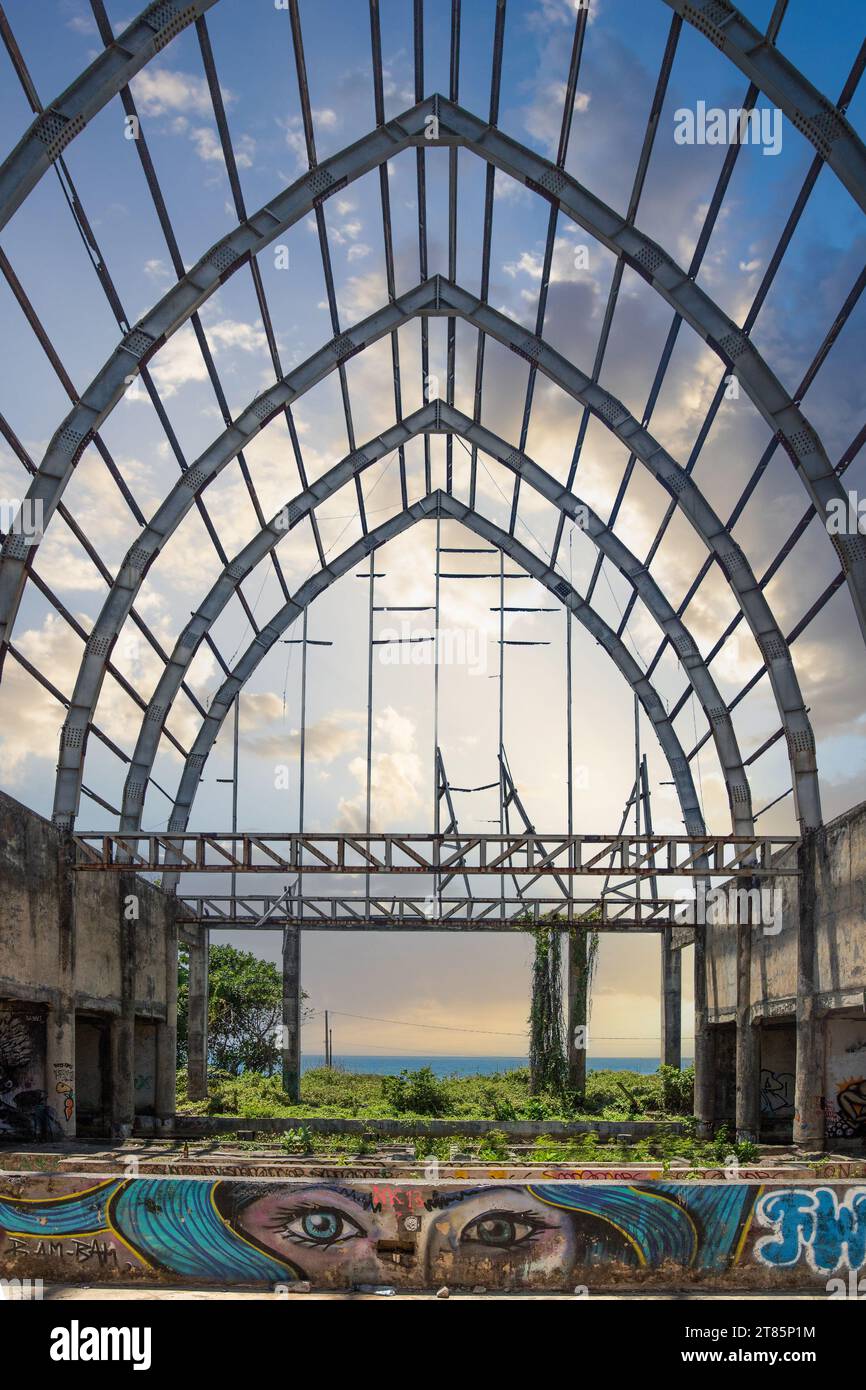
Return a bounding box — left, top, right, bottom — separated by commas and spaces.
465, 1210, 554, 1245
266, 1204, 363, 1248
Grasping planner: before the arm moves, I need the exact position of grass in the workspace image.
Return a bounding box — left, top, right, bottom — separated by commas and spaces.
171, 1065, 766, 1165
175, 1062, 694, 1123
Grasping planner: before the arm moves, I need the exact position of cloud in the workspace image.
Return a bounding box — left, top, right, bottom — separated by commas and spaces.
188, 126, 255, 170
66, 12, 96, 35
142, 316, 269, 398
131, 68, 228, 119
337, 706, 423, 830
143, 257, 171, 282
282, 110, 339, 170
239, 698, 364, 763
0, 602, 215, 783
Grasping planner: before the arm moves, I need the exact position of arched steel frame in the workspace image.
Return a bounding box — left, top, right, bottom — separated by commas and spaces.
51, 277, 820, 829
2, 94, 865, 675
156, 492, 709, 854
2, 0, 862, 841
2, 0, 862, 228
0, 1, 219, 231
115, 400, 756, 838
660, 0, 866, 216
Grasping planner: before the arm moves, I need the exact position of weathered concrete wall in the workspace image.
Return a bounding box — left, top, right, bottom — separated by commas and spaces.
136, 1115, 685, 1139
1, 1170, 864, 1290
706, 799, 866, 1018
703, 799, 866, 1144
0, 791, 177, 1139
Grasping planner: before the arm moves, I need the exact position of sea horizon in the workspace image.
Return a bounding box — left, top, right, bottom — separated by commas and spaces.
301, 1055, 693, 1078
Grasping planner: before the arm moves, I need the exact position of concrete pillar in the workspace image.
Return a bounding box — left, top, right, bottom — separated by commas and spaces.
566, 927, 587, 1093
693, 924, 714, 1138
735, 884, 760, 1143
110, 874, 137, 1139
660, 927, 681, 1069
187, 927, 209, 1101
282, 924, 301, 1102
46, 835, 77, 1139
155, 904, 178, 1119
793, 833, 824, 1149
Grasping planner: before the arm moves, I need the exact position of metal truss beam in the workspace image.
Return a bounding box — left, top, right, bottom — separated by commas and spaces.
71, 829, 798, 877
151, 493, 710, 865
663, 0, 866, 214
115, 400, 755, 838
48, 277, 818, 829
3, 96, 862, 688
174, 894, 698, 932
0, 0, 219, 230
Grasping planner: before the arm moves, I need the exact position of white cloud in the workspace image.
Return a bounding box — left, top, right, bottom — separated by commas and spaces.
141, 316, 269, 397
282, 109, 340, 170
337, 706, 423, 830
239, 698, 364, 763
189, 126, 255, 170
131, 67, 230, 119
143, 257, 170, 282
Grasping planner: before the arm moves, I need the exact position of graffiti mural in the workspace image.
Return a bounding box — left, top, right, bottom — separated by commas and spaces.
759, 1069, 794, 1117
754, 1188, 866, 1272
1, 1177, 863, 1287
0, 1006, 61, 1142
824, 1021, 866, 1139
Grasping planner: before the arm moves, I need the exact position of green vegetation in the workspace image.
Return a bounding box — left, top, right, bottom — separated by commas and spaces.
176, 944, 310, 1076
174, 1060, 766, 1168
176, 1061, 696, 1122
528, 925, 567, 1093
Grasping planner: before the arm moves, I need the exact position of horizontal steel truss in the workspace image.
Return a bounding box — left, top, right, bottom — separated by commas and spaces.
72, 831, 798, 876
147, 491, 709, 871
4, 95, 864, 691
175, 894, 705, 932
0, 0, 219, 230
662, 0, 866, 215
116, 401, 755, 839
51, 278, 819, 829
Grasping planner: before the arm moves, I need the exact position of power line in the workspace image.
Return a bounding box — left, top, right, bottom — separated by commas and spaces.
305, 1007, 693, 1042
306, 1007, 526, 1038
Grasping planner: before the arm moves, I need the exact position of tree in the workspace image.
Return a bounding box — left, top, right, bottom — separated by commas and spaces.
177, 944, 310, 1076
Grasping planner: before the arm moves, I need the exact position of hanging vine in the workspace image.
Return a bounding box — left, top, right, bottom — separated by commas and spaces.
528, 924, 568, 1095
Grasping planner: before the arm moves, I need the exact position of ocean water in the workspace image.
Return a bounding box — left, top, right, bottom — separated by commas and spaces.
301, 1055, 692, 1077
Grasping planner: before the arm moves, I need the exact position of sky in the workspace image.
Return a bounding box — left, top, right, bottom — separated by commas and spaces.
0, 0, 864, 1058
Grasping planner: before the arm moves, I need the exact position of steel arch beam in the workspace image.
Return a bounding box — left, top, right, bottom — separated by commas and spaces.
50, 276, 820, 831
663, 0, 866, 215
3, 96, 863, 668
116, 400, 755, 838
156, 492, 708, 865
0, 0, 219, 231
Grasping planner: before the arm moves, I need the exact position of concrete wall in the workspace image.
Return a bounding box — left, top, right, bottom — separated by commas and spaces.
703, 799, 866, 1145
0, 791, 177, 1140
1, 1170, 865, 1289
705, 799, 866, 1019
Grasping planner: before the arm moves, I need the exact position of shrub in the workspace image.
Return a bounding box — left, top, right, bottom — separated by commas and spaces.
658, 1064, 695, 1114
381, 1066, 448, 1116
280, 1126, 313, 1155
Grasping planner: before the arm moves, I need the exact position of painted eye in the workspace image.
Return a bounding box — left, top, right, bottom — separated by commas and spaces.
280, 1207, 364, 1248
460, 1211, 545, 1249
